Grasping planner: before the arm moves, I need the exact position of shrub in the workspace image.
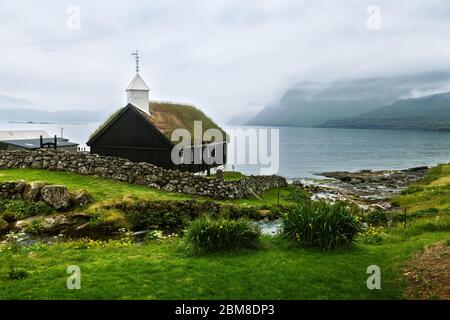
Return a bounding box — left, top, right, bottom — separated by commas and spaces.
357, 226, 387, 244
185, 216, 261, 252
366, 210, 388, 226
282, 201, 362, 250
2, 200, 52, 220
26, 218, 45, 235
88, 209, 129, 230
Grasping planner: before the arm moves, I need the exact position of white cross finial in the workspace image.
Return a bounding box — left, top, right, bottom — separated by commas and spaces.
131, 49, 140, 73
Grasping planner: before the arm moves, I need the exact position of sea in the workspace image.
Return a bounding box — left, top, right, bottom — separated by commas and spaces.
1, 121, 450, 179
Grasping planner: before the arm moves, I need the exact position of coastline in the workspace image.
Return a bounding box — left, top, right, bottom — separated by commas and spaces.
293, 166, 430, 211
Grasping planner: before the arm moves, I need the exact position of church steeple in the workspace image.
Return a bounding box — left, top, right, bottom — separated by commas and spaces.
126, 50, 150, 114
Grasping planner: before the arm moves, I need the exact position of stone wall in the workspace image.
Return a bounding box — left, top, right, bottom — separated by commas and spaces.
0, 150, 287, 199
0, 180, 93, 210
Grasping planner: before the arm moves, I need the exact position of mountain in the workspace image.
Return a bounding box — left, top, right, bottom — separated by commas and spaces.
322, 92, 450, 131
246, 71, 450, 127
0, 94, 104, 123
0, 94, 38, 109
227, 112, 256, 125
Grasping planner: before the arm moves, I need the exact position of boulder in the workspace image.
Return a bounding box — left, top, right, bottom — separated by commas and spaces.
23, 182, 45, 202
41, 185, 71, 210
16, 212, 90, 235
291, 179, 304, 187
71, 190, 94, 207
182, 185, 197, 194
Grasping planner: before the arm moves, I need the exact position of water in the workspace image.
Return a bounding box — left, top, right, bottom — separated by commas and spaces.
1, 122, 450, 179
228, 126, 450, 178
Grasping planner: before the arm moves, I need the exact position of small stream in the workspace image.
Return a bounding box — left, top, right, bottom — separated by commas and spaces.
253, 219, 282, 236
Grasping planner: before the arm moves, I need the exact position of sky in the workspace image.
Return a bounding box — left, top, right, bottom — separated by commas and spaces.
1, 0, 450, 123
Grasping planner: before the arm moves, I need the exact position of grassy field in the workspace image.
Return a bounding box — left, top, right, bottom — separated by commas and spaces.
0, 166, 449, 299
391, 164, 450, 214
0, 221, 448, 299
0, 169, 191, 202
0, 168, 300, 208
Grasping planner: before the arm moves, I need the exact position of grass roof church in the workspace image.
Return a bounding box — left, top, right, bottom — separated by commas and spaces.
87, 52, 227, 173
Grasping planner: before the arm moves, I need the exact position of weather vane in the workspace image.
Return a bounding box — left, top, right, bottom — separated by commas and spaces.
131, 49, 140, 73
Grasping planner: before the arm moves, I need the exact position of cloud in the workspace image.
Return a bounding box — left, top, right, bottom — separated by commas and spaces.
403, 80, 450, 99
0, 0, 450, 122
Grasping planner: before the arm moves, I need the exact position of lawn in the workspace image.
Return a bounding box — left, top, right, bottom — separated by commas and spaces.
391, 164, 450, 214
0, 169, 191, 202
0, 166, 448, 299
0, 168, 301, 208
0, 221, 448, 299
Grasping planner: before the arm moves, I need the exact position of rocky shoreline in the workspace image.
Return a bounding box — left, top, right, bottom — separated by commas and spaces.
294, 166, 429, 211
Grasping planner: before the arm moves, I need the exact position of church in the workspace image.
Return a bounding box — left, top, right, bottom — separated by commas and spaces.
86, 52, 227, 173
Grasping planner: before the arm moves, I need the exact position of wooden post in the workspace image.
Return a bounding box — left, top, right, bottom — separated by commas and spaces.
39, 135, 43, 148
54, 135, 57, 150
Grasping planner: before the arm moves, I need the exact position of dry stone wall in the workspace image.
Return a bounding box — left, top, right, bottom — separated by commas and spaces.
0, 150, 287, 199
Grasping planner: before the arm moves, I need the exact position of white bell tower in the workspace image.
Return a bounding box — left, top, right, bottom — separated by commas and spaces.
126, 50, 150, 114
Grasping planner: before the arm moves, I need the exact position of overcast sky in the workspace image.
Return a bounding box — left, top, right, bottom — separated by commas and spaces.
1, 0, 450, 123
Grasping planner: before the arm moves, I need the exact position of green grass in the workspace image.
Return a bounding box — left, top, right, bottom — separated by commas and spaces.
206, 171, 246, 181
0, 225, 447, 299
0, 169, 301, 209
228, 185, 307, 207
391, 164, 450, 214
0, 167, 449, 299
0, 169, 193, 202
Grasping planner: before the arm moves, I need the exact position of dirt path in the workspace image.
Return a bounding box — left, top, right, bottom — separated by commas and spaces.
404, 241, 450, 300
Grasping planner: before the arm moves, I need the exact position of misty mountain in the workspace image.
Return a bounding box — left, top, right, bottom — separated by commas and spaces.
245, 71, 450, 127
227, 112, 257, 125
322, 92, 450, 131
0, 94, 104, 123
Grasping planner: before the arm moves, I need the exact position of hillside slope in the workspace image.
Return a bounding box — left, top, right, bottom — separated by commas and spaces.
246, 71, 450, 127
323, 92, 450, 131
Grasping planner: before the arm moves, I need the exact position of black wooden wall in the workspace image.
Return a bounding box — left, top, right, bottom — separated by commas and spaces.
89, 107, 226, 172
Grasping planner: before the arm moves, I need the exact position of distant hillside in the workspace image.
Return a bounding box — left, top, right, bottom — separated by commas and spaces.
0, 94, 104, 123
0, 94, 38, 109
322, 92, 450, 131
246, 71, 450, 127
0, 108, 104, 123
227, 112, 256, 125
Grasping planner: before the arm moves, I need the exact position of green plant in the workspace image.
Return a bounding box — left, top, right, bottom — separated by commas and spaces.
185, 216, 261, 252
88, 209, 129, 230
2, 200, 52, 220
8, 267, 28, 280
0, 217, 8, 232
26, 218, 45, 235
366, 210, 388, 226
124, 209, 159, 230
4, 231, 25, 253
282, 201, 362, 250
358, 226, 387, 244
145, 230, 164, 242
